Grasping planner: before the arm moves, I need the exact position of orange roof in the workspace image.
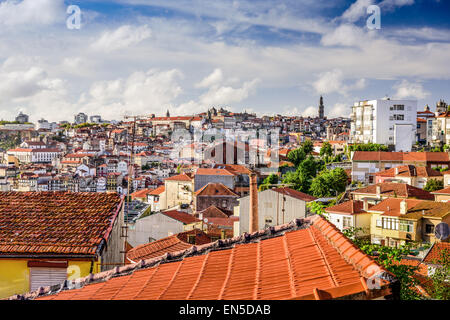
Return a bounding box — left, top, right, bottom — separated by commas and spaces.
126, 229, 211, 263
326, 200, 371, 215
131, 188, 154, 199
351, 183, 434, 200
164, 173, 192, 182
375, 165, 442, 178
148, 185, 165, 195
423, 242, 450, 265
0, 192, 123, 255
368, 198, 423, 217
196, 205, 232, 218
26, 216, 394, 300
194, 183, 239, 197
352, 151, 449, 162
195, 168, 235, 176
431, 186, 450, 195
161, 210, 200, 224
272, 187, 317, 202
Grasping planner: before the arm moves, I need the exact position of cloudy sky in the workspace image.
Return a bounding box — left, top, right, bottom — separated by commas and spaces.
0, 0, 449, 122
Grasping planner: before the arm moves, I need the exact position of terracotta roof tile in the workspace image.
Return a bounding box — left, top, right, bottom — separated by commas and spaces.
351, 183, 434, 200
194, 183, 239, 197
326, 200, 371, 215
352, 151, 449, 162
161, 210, 201, 224
195, 168, 235, 176
20, 216, 395, 300
272, 187, 317, 202
423, 242, 450, 264
0, 192, 123, 256
126, 229, 211, 263
165, 173, 192, 182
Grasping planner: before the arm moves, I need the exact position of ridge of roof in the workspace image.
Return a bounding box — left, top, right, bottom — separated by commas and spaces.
10, 215, 396, 301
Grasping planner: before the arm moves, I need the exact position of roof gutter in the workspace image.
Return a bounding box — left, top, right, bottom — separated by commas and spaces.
0, 254, 96, 259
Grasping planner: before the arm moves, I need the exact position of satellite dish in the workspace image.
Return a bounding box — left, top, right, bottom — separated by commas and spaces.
435, 222, 450, 241
203, 218, 208, 223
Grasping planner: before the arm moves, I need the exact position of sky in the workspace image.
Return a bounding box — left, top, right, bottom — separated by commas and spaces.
0, 0, 449, 123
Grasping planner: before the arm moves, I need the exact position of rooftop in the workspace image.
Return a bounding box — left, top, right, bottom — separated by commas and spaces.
0, 192, 123, 256
351, 183, 434, 200
194, 182, 239, 197
13, 216, 396, 300
326, 200, 371, 215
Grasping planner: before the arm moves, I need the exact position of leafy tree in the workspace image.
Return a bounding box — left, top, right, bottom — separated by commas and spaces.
423, 178, 444, 192
259, 173, 279, 191
428, 248, 450, 300
307, 201, 329, 219
320, 141, 333, 159
343, 228, 422, 300
309, 167, 348, 198
287, 147, 306, 167
282, 156, 318, 193
349, 143, 388, 152
302, 139, 313, 155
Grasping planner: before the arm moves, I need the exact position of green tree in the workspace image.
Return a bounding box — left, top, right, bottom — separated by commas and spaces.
423, 178, 444, 192
302, 139, 314, 155
320, 141, 333, 159
309, 168, 348, 198
287, 147, 306, 167
349, 143, 388, 152
259, 174, 279, 191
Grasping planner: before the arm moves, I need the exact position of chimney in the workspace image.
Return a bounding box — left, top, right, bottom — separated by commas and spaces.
376, 185, 381, 198
249, 172, 259, 233
395, 167, 399, 175
400, 200, 408, 214
363, 198, 369, 211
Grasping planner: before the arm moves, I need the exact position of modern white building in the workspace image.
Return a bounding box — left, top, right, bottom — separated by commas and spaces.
350, 98, 417, 151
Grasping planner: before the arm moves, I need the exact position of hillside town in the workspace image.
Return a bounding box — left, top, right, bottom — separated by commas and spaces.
0, 97, 449, 301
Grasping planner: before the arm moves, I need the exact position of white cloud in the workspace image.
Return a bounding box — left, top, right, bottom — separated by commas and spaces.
199, 78, 260, 105
302, 106, 317, 117
195, 68, 224, 88
379, 0, 414, 11
393, 80, 430, 100
91, 25, 152, 52
0, 0, 65, 27
312, 69, 367, 96
321, 24, 369, 47
327, 103, 351, 118
341, 0, 373, 23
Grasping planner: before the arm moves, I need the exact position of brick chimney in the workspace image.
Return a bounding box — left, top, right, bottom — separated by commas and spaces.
249, 172, 259, 233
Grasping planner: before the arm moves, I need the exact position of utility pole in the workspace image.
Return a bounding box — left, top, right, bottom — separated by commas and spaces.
121, 114, 148, 265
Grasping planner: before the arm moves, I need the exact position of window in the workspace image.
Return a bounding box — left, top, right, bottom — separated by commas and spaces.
382, 217, 399, 230
187, 234, 196, 244
399, 220, 414, 233
376, 219, 382, 227
425, 224, 435, 234
28, 261, 68, 292
393, 114, 404, 121
343, 217, 352, 228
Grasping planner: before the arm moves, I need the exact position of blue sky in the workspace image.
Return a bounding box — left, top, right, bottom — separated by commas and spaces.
0, 0, 449, 122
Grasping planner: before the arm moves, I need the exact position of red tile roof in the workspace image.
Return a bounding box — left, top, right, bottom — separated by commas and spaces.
126, 229, 211, 263
161, 210, 200, 224
368, 198, 423, 217
375, 165, 442, 178
272, 187, 317, 202
352, 151, 449, 162
0, 192, 123, 255
196, 205, 232, 218
164, 173, 192, 182
351, 183, 434, 200
148, 185, 165, 195
195, 168, 235, 176
130, 188, 153, 199
194, 183, 239, 197
326, 200, 371, 215
22, 216, 395, 300
423, 242, 450, 265
431, 186, 450, 195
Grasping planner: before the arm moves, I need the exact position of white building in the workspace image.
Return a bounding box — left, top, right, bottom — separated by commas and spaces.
7, 148, 62, 164
350, 98, 417, 151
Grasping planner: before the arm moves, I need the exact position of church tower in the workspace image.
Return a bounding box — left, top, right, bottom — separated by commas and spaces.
318, 96, 324, 119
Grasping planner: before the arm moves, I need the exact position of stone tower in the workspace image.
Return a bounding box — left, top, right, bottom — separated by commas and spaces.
318, 96, 324, 119
436, 100, 448, 114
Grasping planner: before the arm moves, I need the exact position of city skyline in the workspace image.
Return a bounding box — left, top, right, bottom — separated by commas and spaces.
0, 0, 449, 122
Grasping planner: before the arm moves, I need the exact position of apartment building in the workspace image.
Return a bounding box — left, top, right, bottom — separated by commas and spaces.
350, 98, 417, 151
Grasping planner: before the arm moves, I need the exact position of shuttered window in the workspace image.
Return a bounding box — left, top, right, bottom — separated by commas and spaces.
30, 268, 67, 291
28, 261, 68, 291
